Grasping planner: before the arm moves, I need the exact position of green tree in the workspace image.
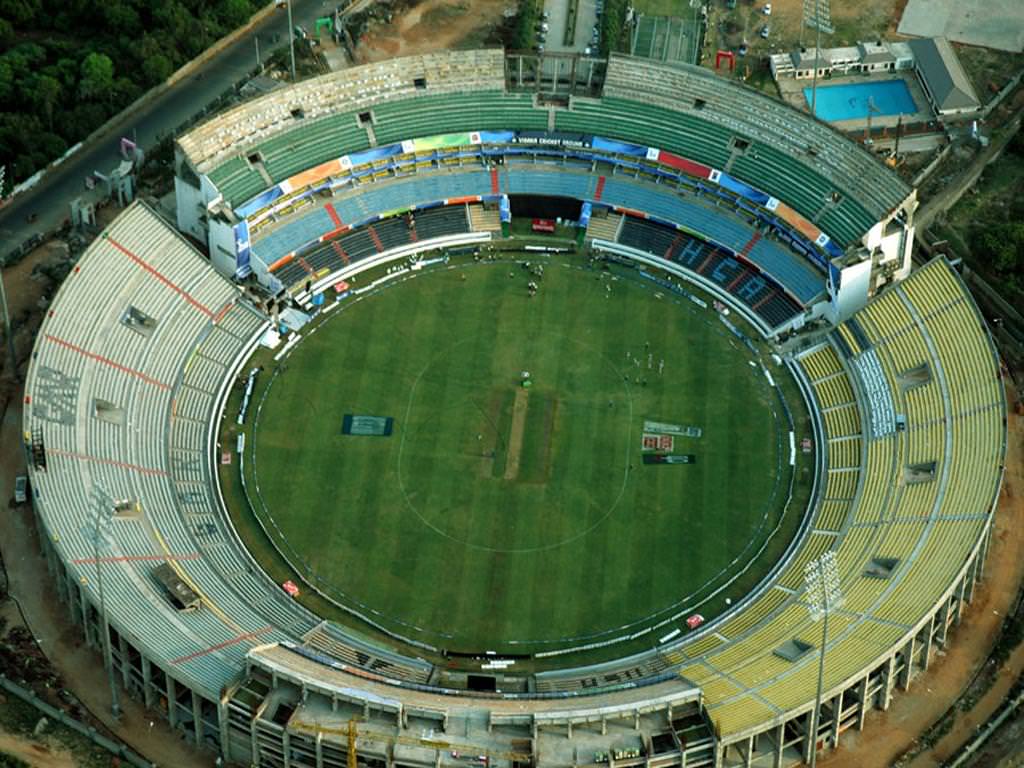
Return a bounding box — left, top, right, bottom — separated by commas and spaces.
141, 52, 173, 86
0, 60, 13, 104
0, 0, 41, 25
0, 18, 14, 47
102, 1, 141, 35
78, 51, 114, 100
219, 0, 252, 29
32, 74, 62, 130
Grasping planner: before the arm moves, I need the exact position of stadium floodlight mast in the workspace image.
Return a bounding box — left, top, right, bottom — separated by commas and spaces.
91, 486, 122, 720
804, 550, 842, 768
287, 0, 297, 83
0, 266, 15, 380
802, 0, 833, 121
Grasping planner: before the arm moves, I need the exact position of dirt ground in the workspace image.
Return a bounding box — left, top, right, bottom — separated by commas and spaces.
759, 0, 902, 49
819, 381, 1024, 768
0, 732, 79, 768
356, 0, 511, 63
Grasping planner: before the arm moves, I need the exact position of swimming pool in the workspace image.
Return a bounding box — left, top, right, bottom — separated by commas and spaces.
803, 79, 918, 122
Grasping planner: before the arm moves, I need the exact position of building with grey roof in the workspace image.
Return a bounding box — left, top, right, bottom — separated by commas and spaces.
908, 36, 980, 115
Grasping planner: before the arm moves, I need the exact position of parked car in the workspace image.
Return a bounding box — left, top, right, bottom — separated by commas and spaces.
762, 3, 772, 14
14, 475, 28, 504
760, 25, 770, 38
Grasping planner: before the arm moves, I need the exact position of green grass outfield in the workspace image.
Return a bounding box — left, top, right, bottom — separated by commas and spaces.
225, 253, 813, 662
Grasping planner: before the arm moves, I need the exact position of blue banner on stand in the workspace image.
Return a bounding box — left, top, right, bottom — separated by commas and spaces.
234, 220, 252, 277
499, 194, 511, 223
579, 201, 592, 228
591, 136, 648, 156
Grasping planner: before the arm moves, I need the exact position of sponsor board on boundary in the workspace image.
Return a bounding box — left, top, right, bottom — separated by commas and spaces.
643, 420, 702, 438
642, 433, 675, 452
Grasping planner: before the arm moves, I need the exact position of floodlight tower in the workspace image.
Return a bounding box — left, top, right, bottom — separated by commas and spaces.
802, 0, 834, 121
92, 486, 122, 720
287, 0, 297, 82
804, 550, 842, 767
0, 268, 15, 379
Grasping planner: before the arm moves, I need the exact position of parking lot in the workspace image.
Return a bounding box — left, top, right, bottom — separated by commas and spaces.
540, 0, 601, 53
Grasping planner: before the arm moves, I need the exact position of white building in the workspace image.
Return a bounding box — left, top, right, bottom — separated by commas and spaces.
770, 39, 914, 81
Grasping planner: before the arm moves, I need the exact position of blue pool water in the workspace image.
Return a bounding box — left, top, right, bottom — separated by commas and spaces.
803, 79, 918, 122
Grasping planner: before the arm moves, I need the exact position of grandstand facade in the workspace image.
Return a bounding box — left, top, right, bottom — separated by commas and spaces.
174, 50, 917, 330
21, 50, 1006, 768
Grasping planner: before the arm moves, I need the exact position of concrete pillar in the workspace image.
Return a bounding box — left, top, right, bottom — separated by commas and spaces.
601, 717, 607, 736
142, 656, 154, 709
827, 693, 840, 749
744, 734, 754, 767
922, 615, 935, 671
282, 729, 291, 768
876, 659, 892, 712
938, 599, 951, 646
487, 712, 493, 733
857, 676, 869, 730
167, 676, 178, 729
802, 710, 815, 764
192, 691, 204, 745
772, 723, 785, 768
900, 638, 915, 690
250, 712, 261, 768
399, 704, 406, 729
332, 694, 338, 713
78, 584, 91, 644
67, 575, 79, 625
442, 710, 448, 732
118, 632, 131, 689
634, 709, 640, 731
316, 731, 323, 768
218, 697, 232, 764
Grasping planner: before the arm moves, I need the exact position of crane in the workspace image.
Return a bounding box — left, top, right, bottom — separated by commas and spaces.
886, 115, 904, 167
348, 717, 358, 768
864, 96, 881, 147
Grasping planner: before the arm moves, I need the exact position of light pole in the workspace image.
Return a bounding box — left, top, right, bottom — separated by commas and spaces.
804, 550, 842, 768
287, 0, 297, 82
0, 268, 15, 378
803, 0, 832, 121
92, 490, 121, 720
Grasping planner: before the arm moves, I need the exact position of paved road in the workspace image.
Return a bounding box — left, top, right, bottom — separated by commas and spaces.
0, 0, 336, 258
